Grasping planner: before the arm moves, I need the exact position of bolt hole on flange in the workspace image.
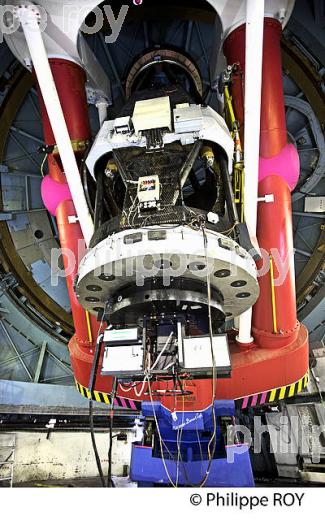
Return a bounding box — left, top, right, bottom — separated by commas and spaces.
231, 280, 247, 288
86, 285, 102, 292
85, 297, 100, 303
154, 260, 172, 270
98, 274, 116, 282
215, 269, 231, 278
188, 262, 206, 272
34, 229, 44, 240
236, 292, 251, 299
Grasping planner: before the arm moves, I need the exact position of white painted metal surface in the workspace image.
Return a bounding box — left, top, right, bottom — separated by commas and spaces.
133, 96, 172, 133
3, 0, 110, 100
102, 344, 143, 376
96, 98, 109, 127
2, 0, 295, 96
236, 308, 254, 344
207, 0, 295, 38
183, 335, 231, 370
236, 0, 265, 345
244, 0, 265, 240
86, 104, 235, 179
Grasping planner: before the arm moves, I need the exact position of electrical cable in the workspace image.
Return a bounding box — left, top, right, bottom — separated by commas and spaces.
108, 378, 117, 487
89, 400, 106, 487
119, 380, 146, 393
170, 226, 218, 488
171, 227, 217, 488
162, 226, 218, 488
87, 314, 108, 488
196, 420, 204, 462
40, 153, 47, 178
198, 225, 218, 487
151, 332, 174, 370
176, 395, 186, 486
147, 378, 179, 488
143, 227, 218, 488
134, 372, 149, 397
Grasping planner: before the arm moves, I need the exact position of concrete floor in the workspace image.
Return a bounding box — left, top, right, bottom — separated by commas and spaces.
13, 476, 137, 488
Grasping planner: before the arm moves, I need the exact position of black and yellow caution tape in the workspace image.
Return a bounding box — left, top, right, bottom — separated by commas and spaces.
237, 371, 309, 409
76, 370, 309, 412
75, 380, 141, 411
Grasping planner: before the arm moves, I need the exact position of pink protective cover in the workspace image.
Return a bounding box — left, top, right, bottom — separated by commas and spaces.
259, 143, 300, 191
41, 175, 72, 216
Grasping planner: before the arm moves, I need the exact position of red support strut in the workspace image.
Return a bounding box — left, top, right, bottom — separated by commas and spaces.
223, 19, 308, 352
37, 59, 98, 348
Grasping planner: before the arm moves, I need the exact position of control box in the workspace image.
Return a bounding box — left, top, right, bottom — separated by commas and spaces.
102, 343, 144, 377
174, 104, 204, 133
114, 116, 133, 134
137, 175, 160, 210
132, 96, 172, 133
103, 328, 139, 346
183, 334, 231, 377
100, 327, 231, 379
102, 328, 144, 377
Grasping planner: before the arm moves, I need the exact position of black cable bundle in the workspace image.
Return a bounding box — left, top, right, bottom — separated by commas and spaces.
88, 333, 106, 487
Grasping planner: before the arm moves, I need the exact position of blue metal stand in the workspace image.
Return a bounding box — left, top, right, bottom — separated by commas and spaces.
130, 400, 254, 487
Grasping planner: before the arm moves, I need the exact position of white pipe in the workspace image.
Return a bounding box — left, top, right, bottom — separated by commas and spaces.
236, 309, 253, 344
96, 99, 109, 127
244, 0, 264, 238
18, 6, 94, 247
237, 0, 265, 345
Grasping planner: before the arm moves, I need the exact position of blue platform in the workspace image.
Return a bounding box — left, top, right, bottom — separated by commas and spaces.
130, 401, 254, 487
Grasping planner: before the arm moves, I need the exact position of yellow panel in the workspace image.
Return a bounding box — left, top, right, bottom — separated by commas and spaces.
279, 386, 286, 400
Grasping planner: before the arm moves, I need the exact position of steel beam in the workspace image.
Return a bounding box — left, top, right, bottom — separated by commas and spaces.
0, 320, 33, 381
33, 341, 47, 383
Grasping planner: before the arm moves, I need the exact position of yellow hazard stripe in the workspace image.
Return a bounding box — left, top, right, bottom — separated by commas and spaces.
94, 391, 101, 402
269, 389, 277, 402
74, 379, 111, 405
103, 393, 111, 405
239, 370, 309, 409
288, 383, 296, 398
269, 370, 309, 403
74, 379, 141, 411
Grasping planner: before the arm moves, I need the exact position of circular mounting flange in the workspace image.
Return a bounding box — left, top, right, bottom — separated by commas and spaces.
76, 225, 259, 321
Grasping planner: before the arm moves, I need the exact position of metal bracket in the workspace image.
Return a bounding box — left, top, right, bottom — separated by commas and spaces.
258, 194, 274, 203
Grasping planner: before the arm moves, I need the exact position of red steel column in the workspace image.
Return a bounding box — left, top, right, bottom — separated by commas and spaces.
224, 19, 303, 349
37, 59, 98, 347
